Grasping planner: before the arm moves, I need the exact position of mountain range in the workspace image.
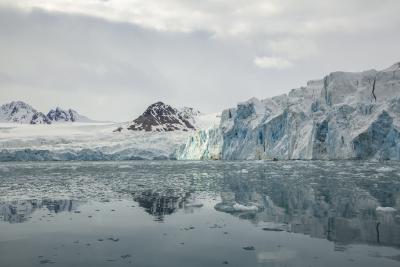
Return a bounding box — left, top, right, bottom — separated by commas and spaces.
0, 101, 95, 124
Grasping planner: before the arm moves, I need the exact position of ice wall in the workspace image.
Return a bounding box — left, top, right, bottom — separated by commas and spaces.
177, 62, 400, 160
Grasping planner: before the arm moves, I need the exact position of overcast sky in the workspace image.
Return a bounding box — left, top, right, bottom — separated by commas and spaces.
0, 0, 399, 121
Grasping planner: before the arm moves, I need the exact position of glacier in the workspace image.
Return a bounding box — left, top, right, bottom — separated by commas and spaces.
177, 62, 400, 160
0, 112, 220, 161
0, 123, 191, 161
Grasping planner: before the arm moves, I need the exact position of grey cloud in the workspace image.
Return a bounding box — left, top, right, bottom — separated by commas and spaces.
0, 2, 399, 121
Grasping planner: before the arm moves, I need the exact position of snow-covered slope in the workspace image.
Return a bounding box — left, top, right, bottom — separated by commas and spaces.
177, 62, 400, 160
47, 107, 94, 123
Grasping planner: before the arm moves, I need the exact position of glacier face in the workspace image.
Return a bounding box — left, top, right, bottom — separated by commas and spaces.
177, 62, 400, 160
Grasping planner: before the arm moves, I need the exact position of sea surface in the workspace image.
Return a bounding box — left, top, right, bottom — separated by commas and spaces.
0, 161, 400, 267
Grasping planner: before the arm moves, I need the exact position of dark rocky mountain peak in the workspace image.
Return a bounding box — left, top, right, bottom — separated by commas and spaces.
127, 102, 197, 132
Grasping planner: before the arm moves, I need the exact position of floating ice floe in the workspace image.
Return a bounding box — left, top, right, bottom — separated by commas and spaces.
232, 203, 258, 211
260, 222, 288, 232
214, 202, 259, 213
376, 206, 397, 212
185, 202, 204, 208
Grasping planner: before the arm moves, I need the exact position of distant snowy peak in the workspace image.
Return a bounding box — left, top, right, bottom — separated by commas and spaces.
31, 112, 52, 124
126, 102, 198, 132
0, 101, 95, 124
0, 101, 51, 124
47, 107, 93, 123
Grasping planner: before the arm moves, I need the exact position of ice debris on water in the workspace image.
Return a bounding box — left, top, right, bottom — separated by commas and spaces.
376, 206, 397, 212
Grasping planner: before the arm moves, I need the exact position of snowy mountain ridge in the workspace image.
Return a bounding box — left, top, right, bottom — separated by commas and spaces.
176, 62, 400, 160
47, 107, 94, 123
0, 101, 94, 124
0, 101, 51, 124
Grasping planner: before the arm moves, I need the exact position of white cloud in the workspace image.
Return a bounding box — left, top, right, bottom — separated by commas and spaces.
254, 56, 293, 70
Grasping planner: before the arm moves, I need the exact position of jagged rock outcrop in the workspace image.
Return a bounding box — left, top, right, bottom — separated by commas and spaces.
177, 62, 400, 160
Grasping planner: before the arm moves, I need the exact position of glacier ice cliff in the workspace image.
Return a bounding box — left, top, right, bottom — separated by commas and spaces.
177, 62, 400, 160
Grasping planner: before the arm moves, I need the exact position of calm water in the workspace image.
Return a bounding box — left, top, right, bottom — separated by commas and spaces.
0, 161, 400, 267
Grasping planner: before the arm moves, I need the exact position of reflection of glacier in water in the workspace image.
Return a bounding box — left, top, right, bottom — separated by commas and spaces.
214, 170, 400, 248
0, 160, 399, 250
0, 199, 81, 223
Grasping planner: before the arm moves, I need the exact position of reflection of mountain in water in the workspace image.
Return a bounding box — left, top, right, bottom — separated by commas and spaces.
215, 172, 400, 248
133, 190, 203, 221
0, 199, 80, 223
